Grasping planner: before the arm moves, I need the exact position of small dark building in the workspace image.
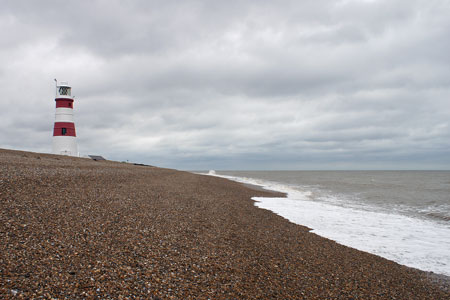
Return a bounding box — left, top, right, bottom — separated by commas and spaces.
88, 155, 106, 161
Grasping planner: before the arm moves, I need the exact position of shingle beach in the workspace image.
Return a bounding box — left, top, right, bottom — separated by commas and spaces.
1, 148, 449, 299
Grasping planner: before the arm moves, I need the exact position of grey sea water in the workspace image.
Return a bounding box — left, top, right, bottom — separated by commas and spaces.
205, 170, 450, 275
215, 171, 450, 224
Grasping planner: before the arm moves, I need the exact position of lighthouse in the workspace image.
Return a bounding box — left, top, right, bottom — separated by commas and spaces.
52, 81, 79, 156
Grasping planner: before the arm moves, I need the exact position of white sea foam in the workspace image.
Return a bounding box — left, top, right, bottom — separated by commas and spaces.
206, 172, 450, 276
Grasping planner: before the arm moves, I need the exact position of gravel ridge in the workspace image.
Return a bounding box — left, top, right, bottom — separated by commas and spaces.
1, 148, 449, 299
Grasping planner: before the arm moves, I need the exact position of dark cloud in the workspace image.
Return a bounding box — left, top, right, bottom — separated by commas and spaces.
0, 0, 449, 169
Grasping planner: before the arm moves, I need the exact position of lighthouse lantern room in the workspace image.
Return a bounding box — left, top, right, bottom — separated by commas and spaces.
52, 80, 79, 156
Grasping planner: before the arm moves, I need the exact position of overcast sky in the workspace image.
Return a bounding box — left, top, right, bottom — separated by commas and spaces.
1, 0, 449, 170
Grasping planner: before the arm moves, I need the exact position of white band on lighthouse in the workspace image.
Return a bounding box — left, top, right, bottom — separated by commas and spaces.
55, 108, 75, 122
52, 81, 79, 156
52, 137, 78, 156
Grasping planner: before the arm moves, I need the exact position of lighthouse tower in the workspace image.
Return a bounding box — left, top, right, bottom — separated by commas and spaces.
52, 81, 78, 156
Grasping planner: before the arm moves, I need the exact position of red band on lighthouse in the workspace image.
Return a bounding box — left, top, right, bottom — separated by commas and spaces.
55, 99, 74, 108
53, 122, 76, 137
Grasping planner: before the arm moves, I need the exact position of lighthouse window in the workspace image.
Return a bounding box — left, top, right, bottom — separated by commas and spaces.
59, 86, 71, 96
62, 128, 67, 135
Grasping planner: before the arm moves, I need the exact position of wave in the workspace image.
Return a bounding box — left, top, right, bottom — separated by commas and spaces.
204, 171, 450, 276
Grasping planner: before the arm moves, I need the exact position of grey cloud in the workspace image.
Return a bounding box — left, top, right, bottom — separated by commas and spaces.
1, 0, 449, 170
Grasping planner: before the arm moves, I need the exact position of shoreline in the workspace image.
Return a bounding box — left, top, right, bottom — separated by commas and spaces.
1, 148, 449, 299
206, 171, 450, 279
239, 178, 450, 290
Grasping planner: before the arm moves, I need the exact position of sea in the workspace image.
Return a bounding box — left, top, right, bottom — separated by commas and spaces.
202, 170, 450, 277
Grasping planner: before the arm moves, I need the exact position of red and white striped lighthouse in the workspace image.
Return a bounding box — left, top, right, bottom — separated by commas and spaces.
52, 80, 78, 156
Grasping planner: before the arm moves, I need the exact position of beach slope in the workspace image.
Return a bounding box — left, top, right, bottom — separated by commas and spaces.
0, 148, 448, 299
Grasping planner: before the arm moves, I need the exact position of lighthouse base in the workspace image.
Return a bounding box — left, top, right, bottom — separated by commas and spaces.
52, 136, 79, 157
